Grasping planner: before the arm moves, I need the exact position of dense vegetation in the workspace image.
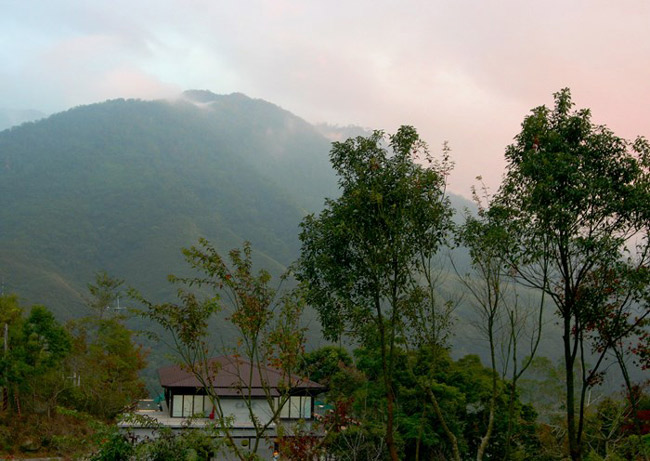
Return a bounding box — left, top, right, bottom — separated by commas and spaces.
0, 276, 147, 458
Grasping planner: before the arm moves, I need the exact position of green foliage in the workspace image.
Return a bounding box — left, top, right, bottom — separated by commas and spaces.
298, 126, 454, 459
0, 293, 22, 326
63, 316, 148, 419
300, 346, 352, 385
147, 239, 307, 376
85, 270, 125, 319
0, 296, 72, 416
136, 427, 220, 461
0, 406, 113, 458
298, 126, 453, 342
323, 344, 540, 460
577, 395, 650, 461
0, 286, 148, 457
88, 423, 224, 461
89, 428, 134, 461
0, 293, 25, 390
22, 305, 71, 370
491, 88, 650, 460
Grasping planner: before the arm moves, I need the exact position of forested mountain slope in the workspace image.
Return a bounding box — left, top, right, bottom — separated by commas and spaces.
0, 91, 338, 318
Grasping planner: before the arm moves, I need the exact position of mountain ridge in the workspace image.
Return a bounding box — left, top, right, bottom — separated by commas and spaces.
0, 92, 338, 317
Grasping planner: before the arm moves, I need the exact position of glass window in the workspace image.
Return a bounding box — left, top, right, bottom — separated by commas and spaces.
172, 394, 182, 417
193, 395, 204, 416
204, 396, 213, 415
276, 396, 313, 419
279, 397, 290, 418
183, 395, 193, 417
290, 396, 301, 418
302, 396, 312, 419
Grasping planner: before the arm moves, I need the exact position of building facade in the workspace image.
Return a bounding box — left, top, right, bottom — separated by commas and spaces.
120, 355, 325, 460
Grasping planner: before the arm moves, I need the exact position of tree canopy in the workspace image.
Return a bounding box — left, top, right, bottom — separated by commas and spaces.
298, 125, 454, 460
491, 88, 650, 460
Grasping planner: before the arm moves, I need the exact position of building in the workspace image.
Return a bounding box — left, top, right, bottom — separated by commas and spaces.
120, 355, 326, 459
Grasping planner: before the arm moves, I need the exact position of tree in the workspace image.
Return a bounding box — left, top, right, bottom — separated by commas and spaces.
138, 240, 308, 461
300, 346, 356, 397
297, 126, 454, 460
455, 182, 545, 460
65, 317, 147, 419
85, 270, 125, 319
0, 297, 71, 417
19, 305, 72, 415
347, 342, 538, 460
0, 294, 22, 412
65, 271, 147, 419
491, 88, 650, 460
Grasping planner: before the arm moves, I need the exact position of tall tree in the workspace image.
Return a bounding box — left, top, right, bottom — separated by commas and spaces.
65, 271, 147, 419
65, 317, 147, 419
491, 88, 650, 460
455, 183, 545, 460
139, 240, 308, 461
297, 126, 453, 460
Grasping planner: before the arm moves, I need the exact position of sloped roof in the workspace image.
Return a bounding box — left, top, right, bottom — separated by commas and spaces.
158, 355, 325, 396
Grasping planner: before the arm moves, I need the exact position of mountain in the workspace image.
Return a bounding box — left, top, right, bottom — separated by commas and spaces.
0, 91, 338, 318
0, 91, 479, 321
2, 92, 588, 388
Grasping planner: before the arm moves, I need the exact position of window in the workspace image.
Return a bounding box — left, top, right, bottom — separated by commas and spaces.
203, 396, 213, 415
171, 394, 208, 417
193, 395, 206, 416
279, 396, 312, 419
172, 394, 182, 417
183, 395, 193, 417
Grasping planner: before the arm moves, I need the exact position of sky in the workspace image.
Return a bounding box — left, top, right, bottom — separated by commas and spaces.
2, 0, 649, 198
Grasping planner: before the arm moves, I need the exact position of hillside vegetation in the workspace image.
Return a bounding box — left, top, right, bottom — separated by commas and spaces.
0, 91, 338, 318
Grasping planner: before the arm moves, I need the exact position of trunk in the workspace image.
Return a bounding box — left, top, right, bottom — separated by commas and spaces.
426, 385, 461, 461
476, 398, 495, 461
615, 346, 643, 435
504, 315, 518, 461
386, 389, 399, 461
564, 314, 580, 461
381, 326, 399, 461
375, 294, 399, 461
476, 323, 498, 461
504, 384, 516, 461
14, 386, 21, 417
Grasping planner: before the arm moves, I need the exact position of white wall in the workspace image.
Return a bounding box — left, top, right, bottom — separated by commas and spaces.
219, 398, 274, 427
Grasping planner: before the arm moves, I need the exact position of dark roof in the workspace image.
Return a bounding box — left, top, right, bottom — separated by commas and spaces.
158, 355, 325, 397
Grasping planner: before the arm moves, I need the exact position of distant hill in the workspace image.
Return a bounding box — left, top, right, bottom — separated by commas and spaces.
0, 91, 338, 318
